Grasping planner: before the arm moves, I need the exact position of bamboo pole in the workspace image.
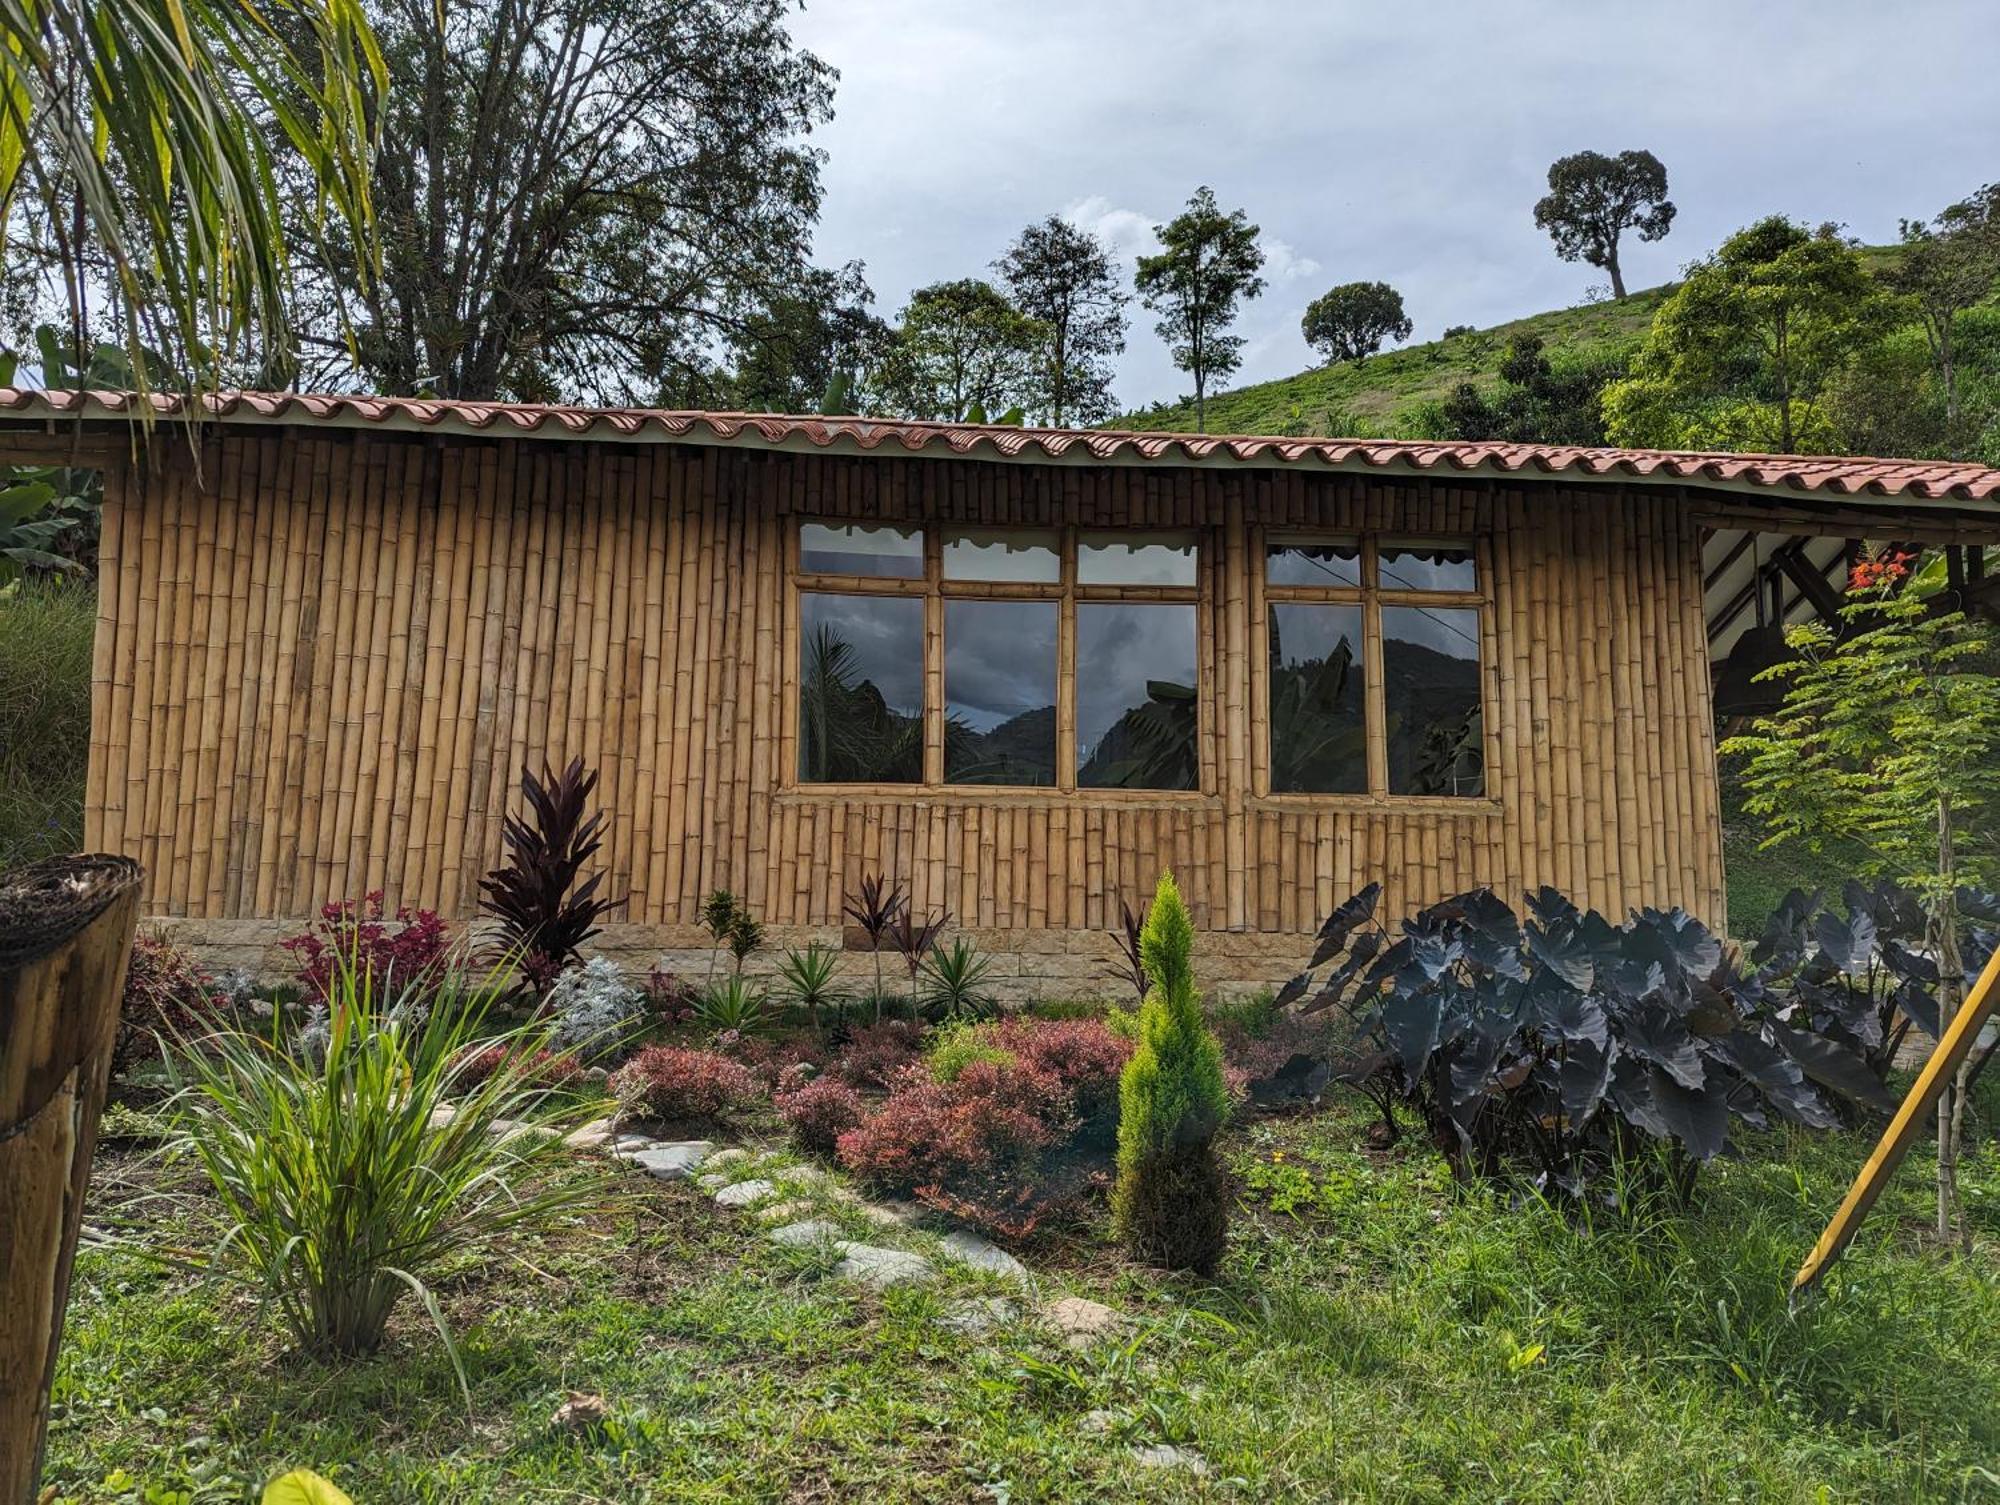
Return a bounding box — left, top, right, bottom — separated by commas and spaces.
0, 855, 144, 1502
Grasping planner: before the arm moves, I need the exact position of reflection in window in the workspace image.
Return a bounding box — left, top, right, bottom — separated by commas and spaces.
1076, 604, 1198, 789
942, 527, 1061, 583
1078, 531, 1198, 586
800, 522, 924, 578
1266, 541, 1361, 588
1379, 542, 1477, 592
945, 600, 1058, 785
798, 593, 925, 783
1382, 606, 1484, 796
1267, 604, 1367, 793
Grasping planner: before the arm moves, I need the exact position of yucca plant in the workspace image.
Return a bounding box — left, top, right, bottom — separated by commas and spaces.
693, 973, 770, 1037
165, 956, 607, 1396
477, 757, 623, 994
842, 873, 908, 1022
777, 942, 845, 1029
920, 938, 996, 1022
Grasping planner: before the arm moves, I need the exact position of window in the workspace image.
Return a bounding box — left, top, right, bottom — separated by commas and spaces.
1264, 535, 1487, 799
795, 522, 1201, 791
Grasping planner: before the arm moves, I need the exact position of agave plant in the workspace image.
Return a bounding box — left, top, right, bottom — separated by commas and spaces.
693, 973, 770, 1037
889, 904, 951, 1022
843, 872, 908, 1022
777, 942, 845, 1030
477, 757, 623, 994
920, 938, 996, 1022
165, 957, 606, 1398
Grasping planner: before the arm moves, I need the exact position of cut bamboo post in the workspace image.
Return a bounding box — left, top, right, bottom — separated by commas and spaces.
0, 855, 144, 1501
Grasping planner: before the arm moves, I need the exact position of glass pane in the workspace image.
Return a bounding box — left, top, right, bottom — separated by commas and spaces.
1078, 530, 1198, 587
1379, 541, 1477, 592
1266, 540, 1361, 588
800, 522, 924, 578
1076, 603, 1198, 790
1267, 604, 1367, 794
798, 593, 925, 783
945, 600, 1057, 786
1383, 605, 1485, 797
942, 526, 1061, 583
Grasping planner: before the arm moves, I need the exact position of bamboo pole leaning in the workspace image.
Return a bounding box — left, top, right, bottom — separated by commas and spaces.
0, 855, 144, 1503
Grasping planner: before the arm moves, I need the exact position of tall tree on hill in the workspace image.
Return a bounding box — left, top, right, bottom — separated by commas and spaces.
1882, 183, 2000, 447
867, 279, 1045, 422
1533, 149, 1676, 301
994, 215, 1127, 426
287, 0, 835, 402
1301, 280, 1413, 365
1603, 217, 1885, 454
1135, 187, 1266, 433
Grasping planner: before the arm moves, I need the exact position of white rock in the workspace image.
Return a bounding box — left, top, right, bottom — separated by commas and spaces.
696, 1172, 731, 1191
755, 1199, 816, 1225
714, 1178, 776, 1209
621, 1140, 712, 1181
935, 1296, 1019, 1336
766, 1218, 843, 1248
831, 1242, 936, 1289
1130, 1444, 1207, 1475
857, 1200, 922, 1229
1040, 1295, 1128, 1346
937, 1230, 1028, 1281
564, 1118, 617, 1150
703, 1147, 754, 1172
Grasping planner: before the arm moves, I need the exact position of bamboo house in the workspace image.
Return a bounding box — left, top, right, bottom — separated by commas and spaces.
7, 390, 1998, 989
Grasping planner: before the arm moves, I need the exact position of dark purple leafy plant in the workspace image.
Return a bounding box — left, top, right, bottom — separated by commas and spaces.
478, 757, 623, 995
843, 872, 908, 1021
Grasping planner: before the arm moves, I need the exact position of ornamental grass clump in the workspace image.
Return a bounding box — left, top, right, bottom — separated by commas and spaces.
166, 958, 607, 1395
1111, 871, 1231, 1275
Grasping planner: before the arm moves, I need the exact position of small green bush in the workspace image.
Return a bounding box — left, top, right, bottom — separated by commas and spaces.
924, 1019, 1013, 1082
1111, 870, 1231, 1275
0, 577, 93, 867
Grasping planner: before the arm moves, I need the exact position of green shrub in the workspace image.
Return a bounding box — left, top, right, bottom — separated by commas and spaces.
0, 577, 93, 867
1111, 870, 1231, 1275
924, 1019, 1012, 1082
167, 959, 606, 1393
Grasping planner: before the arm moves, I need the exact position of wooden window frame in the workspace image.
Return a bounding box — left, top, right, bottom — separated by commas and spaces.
1253, 529, 1500, 810
785, 521, 1208, 799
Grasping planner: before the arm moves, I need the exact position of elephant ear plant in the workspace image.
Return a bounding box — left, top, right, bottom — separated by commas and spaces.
164, 956, 608, 1401
1282, 883, 1910, 1201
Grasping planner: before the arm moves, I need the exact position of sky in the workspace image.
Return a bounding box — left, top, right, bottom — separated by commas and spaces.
789, 0, 1998, 416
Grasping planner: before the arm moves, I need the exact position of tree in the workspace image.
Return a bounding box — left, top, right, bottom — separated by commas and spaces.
1720, 562, 2000, 1242
1134, 187, 1266, 433
290, 0, 834, 402
1602, 217, 1885, 454
1437, 334, 1625, 446
994, 215, 1127, 426
0, 0, 382, 389
1112, 870, 1231, 1275
724, 262, 889, 415
867, 279, 1045, 423
1533, 149, 1676, 301
1882, 183, 2000, 446
1301, 280, 1412, 365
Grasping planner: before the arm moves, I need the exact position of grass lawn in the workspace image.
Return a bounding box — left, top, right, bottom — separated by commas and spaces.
47, 1093, 2000, 1503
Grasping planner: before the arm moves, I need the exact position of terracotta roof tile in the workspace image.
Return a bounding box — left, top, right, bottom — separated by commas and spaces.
6, 388, 2000, 506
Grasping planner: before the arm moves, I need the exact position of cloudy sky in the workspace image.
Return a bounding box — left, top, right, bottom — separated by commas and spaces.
789, 0, 1996, 416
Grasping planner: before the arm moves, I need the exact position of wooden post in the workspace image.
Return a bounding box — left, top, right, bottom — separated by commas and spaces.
0, 855, 144, 1502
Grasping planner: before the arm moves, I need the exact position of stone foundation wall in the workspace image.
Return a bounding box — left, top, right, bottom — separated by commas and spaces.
154, 919, 1310, 1005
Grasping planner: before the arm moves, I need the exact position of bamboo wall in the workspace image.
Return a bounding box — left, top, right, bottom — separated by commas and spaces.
84, 430, 1728, 934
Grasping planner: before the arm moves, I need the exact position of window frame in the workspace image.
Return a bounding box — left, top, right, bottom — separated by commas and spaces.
1255, 529, 1498, 808
786, 520, 1208, 797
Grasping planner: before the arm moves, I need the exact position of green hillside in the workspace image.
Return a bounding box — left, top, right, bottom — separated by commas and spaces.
1116, 247, 1907, 440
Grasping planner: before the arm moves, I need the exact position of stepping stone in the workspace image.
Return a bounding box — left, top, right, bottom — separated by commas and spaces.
697, 1172, 731, 1191
766, 1218, 843, 1248
755, 1199, 815, 1225
935, 1296, 1019, 1336
831, 1242, 936, 1289
1040, 1295, 1128, 1346
703, 1147, 754, 1173
564, 1118, 616, 1150
427, 1105, 457, 1130
621, 1140, 712, 1181
856, 1199, 923, 1229
1079, 1409, 1118, 1436
714, 1178, 776, 1209
937, 1230, 1028, 1281
777, 1163, 832, 1186
1129, 1444, 1207, 1475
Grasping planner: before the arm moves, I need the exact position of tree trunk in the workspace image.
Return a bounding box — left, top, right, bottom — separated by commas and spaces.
0, 855, 143, 1502
1935, 795, 1962, 1244
1605, 242, 1627, 301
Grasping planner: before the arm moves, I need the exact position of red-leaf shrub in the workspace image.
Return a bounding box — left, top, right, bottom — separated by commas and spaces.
117, 931, 219, 1074
454, 1044, 585, 1094
279, 892, 450, 1006
991, 1016, 1131, 1122
611, 1045, 756, 1124
725, 1030, 829, 1092
776, 1076, 866, 1157
835, 1018, 925, 1089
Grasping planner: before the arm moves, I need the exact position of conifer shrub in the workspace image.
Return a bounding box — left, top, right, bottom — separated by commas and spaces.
1111, 871, 1231, 1275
